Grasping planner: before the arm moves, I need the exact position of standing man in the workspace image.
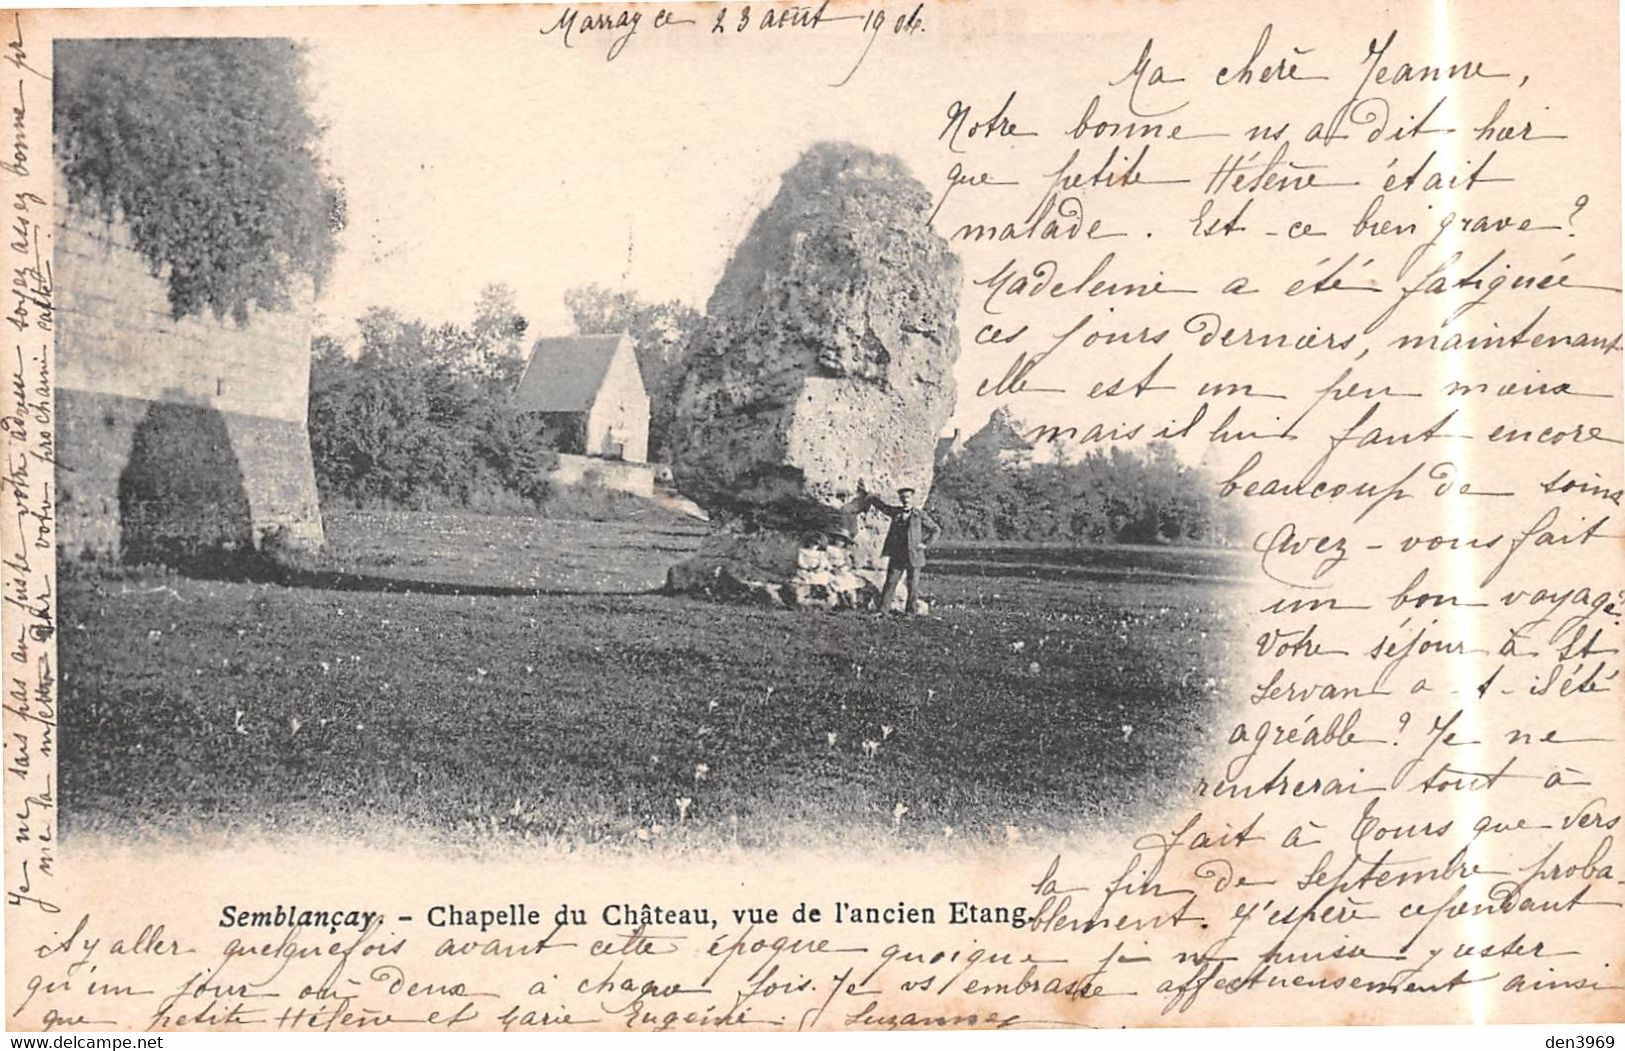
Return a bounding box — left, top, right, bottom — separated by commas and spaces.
859, 482, 942, 615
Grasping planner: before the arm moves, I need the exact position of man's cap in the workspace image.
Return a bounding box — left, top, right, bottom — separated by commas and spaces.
897, 486, 917, 496
828, 525, 855, 543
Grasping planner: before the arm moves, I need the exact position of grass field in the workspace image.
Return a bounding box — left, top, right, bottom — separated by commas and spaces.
60, 510, 1246, 851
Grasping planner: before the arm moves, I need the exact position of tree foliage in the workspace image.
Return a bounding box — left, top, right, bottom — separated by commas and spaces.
471, 283, 530, 373
564, 283, 701, 462
927, 441, 1242, 546
307, 288, 552, 510
54, 38, 342, 324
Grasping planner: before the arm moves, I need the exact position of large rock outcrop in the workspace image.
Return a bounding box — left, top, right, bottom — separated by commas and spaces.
665, 142, 961, 596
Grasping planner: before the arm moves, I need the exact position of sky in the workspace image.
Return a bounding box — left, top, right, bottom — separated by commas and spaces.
304, 15, 965, 336
296, 4, 1046, 439
282, 0, 1618, 458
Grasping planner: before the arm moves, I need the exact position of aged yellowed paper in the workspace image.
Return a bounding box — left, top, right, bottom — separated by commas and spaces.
2, 0, 1621, 1032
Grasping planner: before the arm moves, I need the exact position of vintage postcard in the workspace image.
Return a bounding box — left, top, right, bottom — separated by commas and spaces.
2, 0, 1621, 1034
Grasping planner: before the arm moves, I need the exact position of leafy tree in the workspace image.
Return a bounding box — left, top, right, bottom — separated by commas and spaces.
307, 297, 550, 510
926, 444, 1022, 541
471, 283, 530, 376
564, 283, 701, 462
927, 440, 1241, 546
54, 38, 342, 324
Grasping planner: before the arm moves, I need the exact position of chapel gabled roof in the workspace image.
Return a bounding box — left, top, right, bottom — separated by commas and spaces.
513, 333, 633, 413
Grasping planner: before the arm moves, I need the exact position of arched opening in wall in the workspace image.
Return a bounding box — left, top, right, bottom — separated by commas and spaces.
117, 395, 255, 572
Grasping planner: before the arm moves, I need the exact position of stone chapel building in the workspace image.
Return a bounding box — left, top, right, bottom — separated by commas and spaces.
514, 333, 650, 464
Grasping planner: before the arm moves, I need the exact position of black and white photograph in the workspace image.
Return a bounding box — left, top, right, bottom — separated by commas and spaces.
5, 0, 1621, 1035
51, 32, 1247, 851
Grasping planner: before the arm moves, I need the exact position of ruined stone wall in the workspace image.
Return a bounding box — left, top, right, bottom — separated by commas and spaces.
54, 201, 325, 562
548, 453, 656, 497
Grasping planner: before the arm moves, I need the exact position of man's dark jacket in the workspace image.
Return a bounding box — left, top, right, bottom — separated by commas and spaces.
867, 497, 942, 567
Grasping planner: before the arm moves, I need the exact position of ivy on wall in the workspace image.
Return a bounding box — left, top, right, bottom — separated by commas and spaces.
54, 38, 343, 324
